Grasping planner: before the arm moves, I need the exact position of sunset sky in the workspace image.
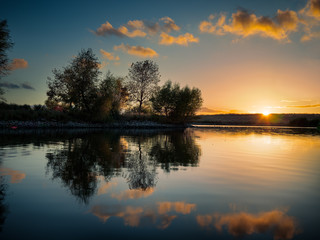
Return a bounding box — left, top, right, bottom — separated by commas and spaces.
1, 0, 320, 114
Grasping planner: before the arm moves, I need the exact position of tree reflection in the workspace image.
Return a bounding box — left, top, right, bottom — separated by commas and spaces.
45, 130, 201, 204
149, 130, 201, 172
0, 176, 8, 232
46, 133, 126, 204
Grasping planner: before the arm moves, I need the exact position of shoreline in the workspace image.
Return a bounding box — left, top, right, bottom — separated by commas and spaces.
0, 120, 189, 129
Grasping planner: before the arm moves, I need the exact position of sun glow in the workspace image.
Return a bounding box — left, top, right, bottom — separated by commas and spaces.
262, 111, 270, 116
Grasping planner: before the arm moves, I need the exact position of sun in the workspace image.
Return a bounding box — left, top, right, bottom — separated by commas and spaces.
262, 110, 270, 116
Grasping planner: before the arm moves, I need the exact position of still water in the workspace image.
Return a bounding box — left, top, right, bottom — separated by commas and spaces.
0, 127, 319, 239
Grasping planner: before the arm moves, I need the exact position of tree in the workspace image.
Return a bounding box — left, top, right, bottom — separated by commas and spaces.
151, 81, 203, 123
0, 20, 14, 101
126, 60, 160, 115
46, 49, 101, 113
94, 71, 128, 119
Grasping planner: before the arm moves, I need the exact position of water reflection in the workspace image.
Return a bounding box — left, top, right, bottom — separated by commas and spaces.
90, 200, 196, 229
197, 209, 299, 239
45, 130, 201, 204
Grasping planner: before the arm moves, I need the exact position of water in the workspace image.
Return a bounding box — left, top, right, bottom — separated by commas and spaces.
0, 127, 319, 239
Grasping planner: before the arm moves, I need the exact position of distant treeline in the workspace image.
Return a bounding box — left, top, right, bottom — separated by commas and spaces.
195, 114, 320, 127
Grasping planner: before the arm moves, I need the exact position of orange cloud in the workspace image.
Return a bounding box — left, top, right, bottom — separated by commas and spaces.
9, 58, 28, 70
91, 205, 143, 226
114, 43, 158, 58
97, 181, 117, 195
200, 10, 299, 41
197, 210, 299, 240
159, 17, 180, 32
159, 32, 199, 46
94, 20, 146, 38
111, 188, 154, 200
157, 201, 196, 215
0, 168, 26, 183
93, 17, 180, 38
287, 104, 320, 108
90, 201, 196, 229
100, 49, 120, 61
300, 0, 320, 20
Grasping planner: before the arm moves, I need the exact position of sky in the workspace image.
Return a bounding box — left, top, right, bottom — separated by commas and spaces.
1, 0, 320, 114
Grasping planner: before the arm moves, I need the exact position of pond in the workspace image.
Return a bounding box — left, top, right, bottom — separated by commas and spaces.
0, 127, 319, 239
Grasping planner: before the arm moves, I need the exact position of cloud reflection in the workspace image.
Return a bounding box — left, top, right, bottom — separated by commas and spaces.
197, 209, 299, 239
0, 168, 26, 183
90, 201, 196, 229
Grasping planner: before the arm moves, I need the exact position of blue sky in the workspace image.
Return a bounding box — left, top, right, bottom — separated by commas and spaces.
1, 0, 320, 113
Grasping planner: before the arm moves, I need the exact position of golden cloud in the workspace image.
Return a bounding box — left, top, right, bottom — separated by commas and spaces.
90, 201, 196, 229
9, 58, 28, 70
197, 210, 299, 240
93, 17, 180, 38
287, 104, 320, 108
157, 201, 196, 215
100, 49, 120, 61
200, 10, 299, 41
91, 205, 143, 226
97, 180, 117, 195
159, 32, 199, 46
114, 43, 158, 57
160, 17, 181, 32
300, 0, 320, 20
0, 168, 26, 183
111, 188, 154, 200
94, 20, 146, 38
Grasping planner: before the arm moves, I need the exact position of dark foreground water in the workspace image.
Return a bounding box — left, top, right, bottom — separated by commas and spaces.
0, 127, 319, 239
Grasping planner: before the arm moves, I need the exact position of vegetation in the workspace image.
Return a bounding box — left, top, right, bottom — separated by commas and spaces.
126, 60, 160, 115
151, 80, 203, 123
1, 47, 202, 125
0, 20, 14, 101
42, 49, 202, 124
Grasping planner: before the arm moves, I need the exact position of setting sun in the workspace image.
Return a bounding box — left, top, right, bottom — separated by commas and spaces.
262, 111, 270, 116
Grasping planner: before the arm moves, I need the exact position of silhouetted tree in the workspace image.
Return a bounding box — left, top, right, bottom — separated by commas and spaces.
46, 49, 101, 113
126, 60, 160, 115
94, 71, 128, 120
0, 20, 14, 101
152, 81, 203, 122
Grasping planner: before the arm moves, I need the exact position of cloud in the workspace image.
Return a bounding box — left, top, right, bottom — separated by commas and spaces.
90, 201, 196, 229
159, 32, 199, 46
287, 104, 320, 108
97, 180, 117, 195
0, 82, 20, 89
197, 209, 299, 240
157, 201, 196, 215
94, 21, 146, 38
300, 0, 320, 20
114, 43, 158, 57
159, 17, 181, 32
100, 49, 120, 61
21, 83, 35, 90
111, 188, 154, 200
9, 58, 28, 70
200, 10, 299, 41
93, 17, 180, 38
0, 168, 26, 183
0, 82, 34, 90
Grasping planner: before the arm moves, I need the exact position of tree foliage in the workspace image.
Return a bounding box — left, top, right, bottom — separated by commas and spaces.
0, 20, 14, 101
95, 71, 128, 119
151, 80, 203, 123
126, 60, 160, 115
46, 49, 101, 113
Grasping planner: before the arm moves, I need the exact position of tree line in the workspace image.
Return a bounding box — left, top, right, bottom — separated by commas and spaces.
45, 49, 202, 123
